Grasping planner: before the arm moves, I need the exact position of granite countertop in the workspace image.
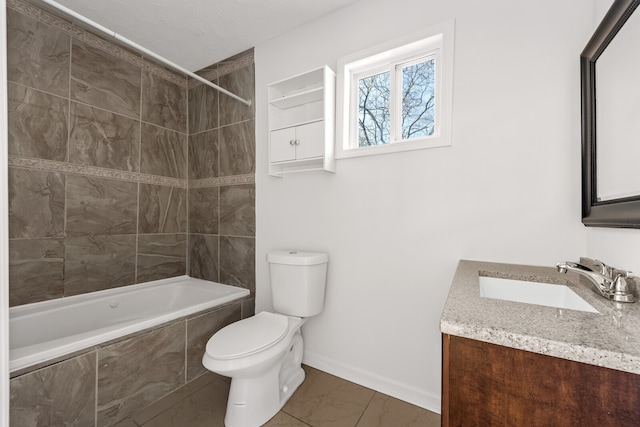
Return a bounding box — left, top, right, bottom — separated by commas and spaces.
440, 260, 640, 374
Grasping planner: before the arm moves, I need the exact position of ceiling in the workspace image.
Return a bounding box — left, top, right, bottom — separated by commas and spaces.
45, 0, 359, 71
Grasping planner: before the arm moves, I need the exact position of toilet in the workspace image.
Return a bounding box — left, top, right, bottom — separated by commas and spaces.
202, 250, 329, 427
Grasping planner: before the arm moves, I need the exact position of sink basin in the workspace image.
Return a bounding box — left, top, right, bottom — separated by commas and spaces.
479, 276, 599, 313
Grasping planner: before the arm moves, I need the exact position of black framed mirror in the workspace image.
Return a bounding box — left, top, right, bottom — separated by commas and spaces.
582, 0, 640, 227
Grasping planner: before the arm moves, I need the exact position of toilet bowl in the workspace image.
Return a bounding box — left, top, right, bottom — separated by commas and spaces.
202, 250, 328, 427
203, 312, 307, 427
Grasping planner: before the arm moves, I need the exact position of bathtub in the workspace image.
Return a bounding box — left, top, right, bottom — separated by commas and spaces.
9, 275, 250, 373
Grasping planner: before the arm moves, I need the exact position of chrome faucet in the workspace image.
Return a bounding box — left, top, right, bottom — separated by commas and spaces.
556, 259, 636, 303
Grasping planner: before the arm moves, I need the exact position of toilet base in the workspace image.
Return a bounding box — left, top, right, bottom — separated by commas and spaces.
224, 332, 305, 427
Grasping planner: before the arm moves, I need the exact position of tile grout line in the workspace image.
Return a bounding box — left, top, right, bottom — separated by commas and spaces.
217, 68, 221, 283
94, 350, 98, 427
184, 320, 188, 386
64, 23, 72, 299
134, 182, 140, 284
132, 67, 142, 285
185, 79, 190, 277
353, 391, 378, 427
283, 412, 314, 427
136, 79, 143, 285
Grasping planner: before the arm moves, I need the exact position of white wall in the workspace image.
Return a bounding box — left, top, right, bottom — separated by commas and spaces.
256, 0, 593, 412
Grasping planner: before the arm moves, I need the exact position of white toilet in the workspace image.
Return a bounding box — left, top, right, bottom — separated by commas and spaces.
202, 250, 329, 427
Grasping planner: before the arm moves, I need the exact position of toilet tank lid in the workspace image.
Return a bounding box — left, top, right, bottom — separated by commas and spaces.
267, 250, 328, 266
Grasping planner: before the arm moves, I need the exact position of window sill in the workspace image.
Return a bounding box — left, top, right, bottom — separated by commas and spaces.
335, 136, 450, 159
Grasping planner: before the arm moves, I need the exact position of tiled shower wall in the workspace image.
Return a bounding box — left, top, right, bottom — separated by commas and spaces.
6, 0, 256, 307
187, 53, 256, 293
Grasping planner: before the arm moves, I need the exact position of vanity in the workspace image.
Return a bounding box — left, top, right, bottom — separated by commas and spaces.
440, 260, 640, 426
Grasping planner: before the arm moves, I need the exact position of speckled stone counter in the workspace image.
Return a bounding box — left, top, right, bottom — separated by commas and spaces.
440, 260, 640, 374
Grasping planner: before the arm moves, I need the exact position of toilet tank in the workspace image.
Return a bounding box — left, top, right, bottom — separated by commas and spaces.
267, 251, 328, 317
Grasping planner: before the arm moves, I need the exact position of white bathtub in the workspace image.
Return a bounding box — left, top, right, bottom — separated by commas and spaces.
10, 276, 250, 373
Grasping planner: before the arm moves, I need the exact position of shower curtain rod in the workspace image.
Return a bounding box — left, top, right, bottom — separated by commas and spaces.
40, 0, 252, 106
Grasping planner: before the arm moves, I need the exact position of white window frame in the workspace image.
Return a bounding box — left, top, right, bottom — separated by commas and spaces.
336, 20, 455, 159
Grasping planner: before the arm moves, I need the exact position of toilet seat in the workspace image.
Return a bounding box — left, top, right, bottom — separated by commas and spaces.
206, 312, 289, 360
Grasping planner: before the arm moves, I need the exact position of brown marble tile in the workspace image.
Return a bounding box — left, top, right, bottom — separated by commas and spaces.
6, 8, 70, 97
189, 234, 219, 282
219, 236, 255, 292
219, 120, 255, 176
142, 71, 187, 133
189, 187, 219, 234
188, 81, 218, 134
97, 322, 186, 426
140, 123, 187, 179
69, 102, 140, 171
139, 378, 229, 427
71, 39, 141, 119
355, 393, 441, 427
264, 412, 311, 427
219, 184, 255, 237
7, 82, 69, 161
186, 303, 242, 381
189, 130, 218, 180
66, 175, 138, 237
137, 234, 187, 283
10, 352, 96, 426
241, 297, 255, 318
282, 366, 375, 427
9, 167, 65, 238
219, 64, 255, 126
9, 238, 64, 306
112, 418, 139, 427
65, 235, 136, 296
132, 372, 218, 426
139, 184, 187, 234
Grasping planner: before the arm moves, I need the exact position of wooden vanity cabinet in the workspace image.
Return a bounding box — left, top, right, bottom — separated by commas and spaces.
442, 334, 640, 426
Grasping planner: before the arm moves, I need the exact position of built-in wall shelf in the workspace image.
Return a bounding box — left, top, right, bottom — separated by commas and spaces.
270, 87, 324, 110
268, 65, 336, 177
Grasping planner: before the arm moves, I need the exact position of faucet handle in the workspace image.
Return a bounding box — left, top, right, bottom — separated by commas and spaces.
618, 270, 640, 281
593, 259, 615, 278
612, 274, 636, 303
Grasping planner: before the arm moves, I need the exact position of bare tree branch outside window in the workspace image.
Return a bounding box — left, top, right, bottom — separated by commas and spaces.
358, 71, 390, 147
357, 58, 435, 147
402, 60, 435, 139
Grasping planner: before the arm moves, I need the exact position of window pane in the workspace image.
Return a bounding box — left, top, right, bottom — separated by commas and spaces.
401, 59, 435, 140
358, 71, 390, 146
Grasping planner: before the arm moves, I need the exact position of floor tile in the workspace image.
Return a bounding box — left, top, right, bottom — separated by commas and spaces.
127, 364, 440, 427
264, 411, 312, 427
356, 393, 441, 427
282, 366, 375, 427
140, 378, 229, 427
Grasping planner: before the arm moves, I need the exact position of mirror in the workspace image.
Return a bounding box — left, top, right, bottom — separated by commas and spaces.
582, 0, 640, 227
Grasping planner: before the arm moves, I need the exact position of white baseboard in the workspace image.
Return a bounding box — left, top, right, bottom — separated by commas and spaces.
302, 351, 441, 414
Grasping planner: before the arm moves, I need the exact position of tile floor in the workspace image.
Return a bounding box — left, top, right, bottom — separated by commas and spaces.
115, 365, 441, 427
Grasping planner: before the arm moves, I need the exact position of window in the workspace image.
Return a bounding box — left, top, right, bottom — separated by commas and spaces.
336, 21, 454, 159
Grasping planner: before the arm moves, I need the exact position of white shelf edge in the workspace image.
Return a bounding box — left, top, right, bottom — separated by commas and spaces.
270, 118, 323, 132
270, 86, 323, 110
268, 66, 326, 92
